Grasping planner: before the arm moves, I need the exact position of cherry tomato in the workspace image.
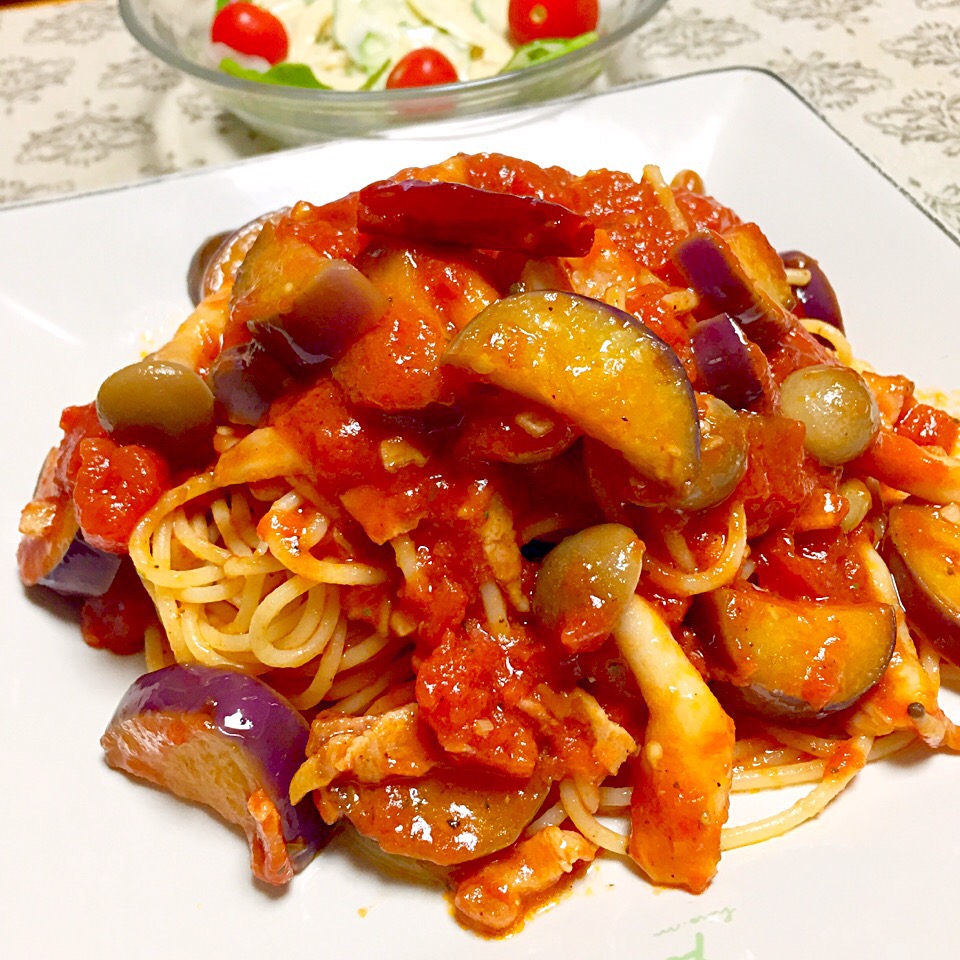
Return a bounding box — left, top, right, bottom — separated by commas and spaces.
211, 2, 289, 65
508, 0, 599, 45
385, 48, 458, 89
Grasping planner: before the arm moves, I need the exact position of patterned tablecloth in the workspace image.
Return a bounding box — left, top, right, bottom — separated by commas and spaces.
1, 0, 958, 238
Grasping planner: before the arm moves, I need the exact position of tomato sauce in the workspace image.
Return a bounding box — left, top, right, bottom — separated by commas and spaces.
287, 195, 363, 262
752, 528, 873, 602
896, 401, 959, 450
734, 413, 819, 538
80, 559, 159, 655
271, 377, 384, 487
54, 402, 107, 496
416, 623, 542, 777
72, 438, 170, 554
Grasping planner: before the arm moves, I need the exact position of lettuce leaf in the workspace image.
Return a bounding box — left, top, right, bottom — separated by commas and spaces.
360, 60, 391, 90
218, 58, 332, 89
500, 31, 598, 74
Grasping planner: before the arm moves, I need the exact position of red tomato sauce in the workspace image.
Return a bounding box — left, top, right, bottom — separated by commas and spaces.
80, 559, 159, 655
73, 438, 170, 554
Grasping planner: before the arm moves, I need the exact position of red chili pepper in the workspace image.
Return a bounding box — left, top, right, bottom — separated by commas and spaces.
356, 179, 595, 257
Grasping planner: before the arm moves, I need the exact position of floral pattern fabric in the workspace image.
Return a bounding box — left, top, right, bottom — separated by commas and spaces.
0, 0, 957, 237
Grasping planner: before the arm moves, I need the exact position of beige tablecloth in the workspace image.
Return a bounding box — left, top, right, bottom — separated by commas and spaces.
1, 0, 958, 238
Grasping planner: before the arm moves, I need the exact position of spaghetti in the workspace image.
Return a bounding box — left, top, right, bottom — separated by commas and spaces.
130, 468, 409, 712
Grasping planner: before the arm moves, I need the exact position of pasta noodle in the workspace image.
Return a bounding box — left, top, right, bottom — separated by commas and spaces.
643, 501, 748, 594
129, 469, 404, 709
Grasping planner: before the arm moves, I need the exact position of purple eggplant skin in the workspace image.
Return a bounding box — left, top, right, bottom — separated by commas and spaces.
231, 225, 389, 365
103, 664, 332, 872
693, 584, 897, 720
37, 534, 122, 597
263, 259, 390, 362
691, 313, 764, 410
18, 482, 120, 597
885, 503, 960, 665
780, 250, 844, 332
671, 231, 793, 349
188, 209, 289, 306
443, 290, 700, 489
187, 230, 232, 306
210, 340, 293, 427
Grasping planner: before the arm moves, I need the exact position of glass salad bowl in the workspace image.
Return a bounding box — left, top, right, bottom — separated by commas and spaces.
118, 0, 669, 144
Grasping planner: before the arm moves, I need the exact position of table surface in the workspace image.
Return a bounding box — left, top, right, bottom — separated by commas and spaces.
1, 0, 958, 240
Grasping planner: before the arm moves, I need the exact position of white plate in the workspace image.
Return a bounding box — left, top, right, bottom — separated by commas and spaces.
2, 68, 959, 960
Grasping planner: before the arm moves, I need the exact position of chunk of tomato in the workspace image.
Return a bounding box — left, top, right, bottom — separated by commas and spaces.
508, 0, 599, 45
211, 2, 289, 65
385, 47, 458, 88
73, 438, 170, 554
55, 402, 107, 495
415, 623, 540, 778
896, 402, 959, 450
80, 559, 158, 655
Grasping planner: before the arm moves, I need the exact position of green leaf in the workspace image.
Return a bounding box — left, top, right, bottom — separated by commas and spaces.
500, 31, 598, 74
360, 59, 391, 90
215, 0, 231, 11
218, 58, 332, 90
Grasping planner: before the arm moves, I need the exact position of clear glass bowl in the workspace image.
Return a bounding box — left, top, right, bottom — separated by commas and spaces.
119, 0, 668, 145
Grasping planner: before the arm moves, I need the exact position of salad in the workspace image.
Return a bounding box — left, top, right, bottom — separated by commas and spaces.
209, 0, 600, 90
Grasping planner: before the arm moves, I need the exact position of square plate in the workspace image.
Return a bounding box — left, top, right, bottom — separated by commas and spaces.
2, 68, 958, 960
